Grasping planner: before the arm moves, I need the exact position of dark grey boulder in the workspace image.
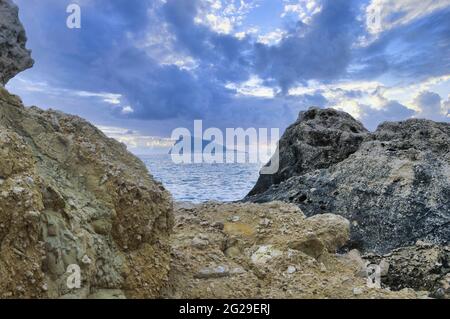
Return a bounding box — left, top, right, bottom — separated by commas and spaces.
0, 0, 34, 85
246, 108, 450, 254
248, 108, 368, 196
364, 242, 450, 298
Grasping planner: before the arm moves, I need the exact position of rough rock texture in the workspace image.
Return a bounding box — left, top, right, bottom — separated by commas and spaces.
163, 201, 427, 299
0, 0, 444, 300
248, 108, 368, 196
0, 87, 173, 298
0, 0, 33, 85
247, 108, 450, 254
364, 242, 450, 299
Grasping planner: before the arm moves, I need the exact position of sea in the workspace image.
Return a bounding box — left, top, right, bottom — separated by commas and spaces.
139, 154, 262, 203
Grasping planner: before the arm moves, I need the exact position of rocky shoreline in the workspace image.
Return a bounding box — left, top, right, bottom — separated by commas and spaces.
0, 0, 448, 299
164, 201, 433, 299
244, 107, 449, 298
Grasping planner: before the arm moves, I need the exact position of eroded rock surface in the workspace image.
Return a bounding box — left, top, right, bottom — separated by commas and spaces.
364, 242, 450, 299
247, 108, 450, 253
0, 0, 33, 85
163, 201, 427, 299
0, 2, 173, 298
0, 0, 445, 300
249, 108, 368, 196
0, 87, 173, 298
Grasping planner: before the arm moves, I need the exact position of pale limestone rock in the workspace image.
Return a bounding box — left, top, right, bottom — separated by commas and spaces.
0, 87, 173, 298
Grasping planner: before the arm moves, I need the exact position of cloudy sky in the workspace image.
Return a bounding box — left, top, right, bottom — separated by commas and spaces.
6, 0, 450, 149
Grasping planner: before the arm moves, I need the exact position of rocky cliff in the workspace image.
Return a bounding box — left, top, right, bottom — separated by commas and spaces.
0, 0, 33, 85
0, 1, 173, 298
1, 0, 448, 299
247, 108, 450, 254
0, 87, 174, 298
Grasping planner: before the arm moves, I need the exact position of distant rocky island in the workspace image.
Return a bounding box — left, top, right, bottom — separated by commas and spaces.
0, 0, 448, 299
168, 136, 232, 156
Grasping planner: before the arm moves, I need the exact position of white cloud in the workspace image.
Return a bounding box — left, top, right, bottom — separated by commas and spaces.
132, 0, 198, 71
289, 80, 383, 99
443, 96, 450, 119
121, 105, 134, 114
287, 79, 430, 126
226, 75, 275, 98
281, 0, 322, 24
194, 0, 261, 34
98, 125, 175, 149
257, 29, 286, 45
289, 75, 450, 121
234, 27, 259, 40
413, 91, 449, 121
6, 77, 149, 120
366, 0, 450, 35
384, 75, 450, 109
74, 91, 122, 105
8, 77, 124, 106
203, 13, 234, 34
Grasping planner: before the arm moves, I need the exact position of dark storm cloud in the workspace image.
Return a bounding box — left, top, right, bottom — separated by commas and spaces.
9, 0, 450, 136
13, 0, 238, 122
159, 0, 364, 92
162, 0, 253, 83
254, 0, 362, 92
353, 7, 450, 81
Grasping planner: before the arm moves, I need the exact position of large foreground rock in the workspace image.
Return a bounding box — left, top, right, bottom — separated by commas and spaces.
247, 108, 450, 254
0, 0, 33, 85
164, 201, 427, 299
1, 3, 173, 298
0, 87, 173, 298
248, 108, 368, 196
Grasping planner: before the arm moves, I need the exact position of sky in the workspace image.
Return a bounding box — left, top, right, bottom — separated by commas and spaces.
6, 0, 450, 151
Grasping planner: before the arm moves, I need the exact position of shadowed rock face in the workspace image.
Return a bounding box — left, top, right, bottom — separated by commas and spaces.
365, 242, 450, 299
248, 108, 368, 196
247, 108, 450, 254
0, 0, 34, 85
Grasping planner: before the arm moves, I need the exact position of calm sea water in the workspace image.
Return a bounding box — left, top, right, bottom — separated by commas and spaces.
139, 154, 261, 203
